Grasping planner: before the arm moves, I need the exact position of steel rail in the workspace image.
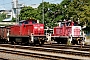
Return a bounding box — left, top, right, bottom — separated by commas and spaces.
0, 44, 90, 58
0, 47, 81, 60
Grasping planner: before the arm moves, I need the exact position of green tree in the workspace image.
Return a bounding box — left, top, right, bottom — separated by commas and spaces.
11, 17, 16, 22
19, 0, 90, 30
19, 2, 61, 28
19, 6, 38, 21
0, 13, 6, 21
60, 0, 90, 28
38, 2, 61, 28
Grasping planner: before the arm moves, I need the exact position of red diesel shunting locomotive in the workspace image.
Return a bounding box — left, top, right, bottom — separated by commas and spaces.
50, 20, 86, 45
0, 19, 47, 45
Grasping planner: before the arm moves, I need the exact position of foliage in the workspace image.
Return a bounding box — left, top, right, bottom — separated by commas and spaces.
0, 13, 6, 22
19, 6, 38, 21
19, 0, 90, 30
38, 2, 60, 28
19, 2, 61, 28
61, 0, 90, 28
11, 17, 16, 22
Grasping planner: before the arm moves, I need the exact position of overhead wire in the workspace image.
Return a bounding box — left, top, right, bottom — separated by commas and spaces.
50, 0, 61, 2
0, 0, 62, 9
19, 0, 32, 4
0, 0, 58, 5
0, 0, 12, 9
0, 2, 11, 6
0, 0, 61, 6
18, 0, 40, 7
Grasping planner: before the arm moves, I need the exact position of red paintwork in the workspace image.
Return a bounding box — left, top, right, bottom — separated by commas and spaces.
33, 24, 44, 35
10, 19, 44, 36
21, 24, 33, 36
66, 26, 72, 36
53, 26, 72, 36
10, 25, 20, 36
52, 21, 80, 37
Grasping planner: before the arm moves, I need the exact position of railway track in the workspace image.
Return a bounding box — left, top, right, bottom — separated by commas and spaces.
0, 49, 64, 60
0, 44, 90, 60
0, 46, 86, 60
41, 43, 90, 51
1, 43, 90, 51
0, 58, 10, 60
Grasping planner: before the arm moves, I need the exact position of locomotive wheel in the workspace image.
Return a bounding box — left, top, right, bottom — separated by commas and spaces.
11, 41, 13, 44
57, 41, 60, 44
4, 41, 8, 44
72, 40, 78, 45
11, 41, 16, 45
41, 40, 44, 44
24, 41, 29, 45
60, 39, 68, 44
39, 40, 42, 45
39, 40, 44, 45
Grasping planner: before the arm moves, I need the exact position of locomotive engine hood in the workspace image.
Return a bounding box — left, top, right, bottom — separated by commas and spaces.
33, 24, 44, 35
71, 26, 81, 37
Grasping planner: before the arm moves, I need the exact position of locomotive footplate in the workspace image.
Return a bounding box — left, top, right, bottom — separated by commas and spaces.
71, 36, 85, 45
9, 35, 29, 38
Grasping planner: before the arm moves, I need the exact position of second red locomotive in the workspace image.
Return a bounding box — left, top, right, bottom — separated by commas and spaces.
48, 20, 86, 45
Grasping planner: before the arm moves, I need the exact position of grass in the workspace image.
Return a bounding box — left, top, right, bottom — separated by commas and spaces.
86, 35, 90, 39
85, 35, 90, 45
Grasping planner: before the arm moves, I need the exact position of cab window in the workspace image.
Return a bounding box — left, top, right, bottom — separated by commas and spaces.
32, 20, 36, 24
24, 21, 28, 24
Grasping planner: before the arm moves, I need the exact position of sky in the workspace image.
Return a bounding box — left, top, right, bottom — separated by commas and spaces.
0, 0, 63, 10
